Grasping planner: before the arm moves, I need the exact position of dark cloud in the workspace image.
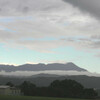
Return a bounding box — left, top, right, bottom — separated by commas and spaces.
63, 0, 100, 19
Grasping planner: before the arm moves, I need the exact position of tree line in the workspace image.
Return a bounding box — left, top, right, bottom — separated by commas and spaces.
6, 79, 98, 99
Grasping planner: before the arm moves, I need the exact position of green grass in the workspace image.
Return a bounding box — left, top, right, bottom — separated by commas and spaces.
0, 95, 92, 100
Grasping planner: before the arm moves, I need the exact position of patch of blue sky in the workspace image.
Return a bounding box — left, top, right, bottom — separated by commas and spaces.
0, 26, 17, 33
0, 43, 5, 47
0, 46, 64, 65
0, 16, 34, 23
4, 28, 16, 33
0, 17, 15, 23
0, 46, 69, 64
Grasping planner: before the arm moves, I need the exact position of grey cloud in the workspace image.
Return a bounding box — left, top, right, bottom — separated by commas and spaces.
0, 0, 67, 16
0, 70, 100, 77
0, 0, 100, 55
63, 0, 100, 19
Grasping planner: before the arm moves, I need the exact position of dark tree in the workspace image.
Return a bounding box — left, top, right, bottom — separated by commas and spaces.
82, 88, 98, 99
49, 79, 84, 98
20, 81, 36, 96
6, 82, 14, 87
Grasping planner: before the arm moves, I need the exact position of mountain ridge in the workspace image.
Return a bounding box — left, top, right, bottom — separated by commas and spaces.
0, 62, 87, 72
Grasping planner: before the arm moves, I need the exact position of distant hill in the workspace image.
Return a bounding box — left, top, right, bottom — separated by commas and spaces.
30, 73, 60, 77
0, 62, 87, 72
0, 75, 100, 89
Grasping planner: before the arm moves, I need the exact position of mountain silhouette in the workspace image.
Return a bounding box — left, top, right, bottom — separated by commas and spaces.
0, 62, 87, 72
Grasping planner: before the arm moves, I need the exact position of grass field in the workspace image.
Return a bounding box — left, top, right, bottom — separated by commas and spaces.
0, 95, 95, 100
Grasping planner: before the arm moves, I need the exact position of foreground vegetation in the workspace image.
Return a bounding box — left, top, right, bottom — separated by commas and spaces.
0, 95, 93, 100
19, 79, 98, 99
5, 79, 98, 99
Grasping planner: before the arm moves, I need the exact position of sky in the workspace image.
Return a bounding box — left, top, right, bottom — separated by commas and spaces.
0, 0, 100, 73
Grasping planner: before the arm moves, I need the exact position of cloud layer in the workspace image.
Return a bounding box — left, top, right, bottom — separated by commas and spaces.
0, 0, 100, 58
0, 70, 100, 77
